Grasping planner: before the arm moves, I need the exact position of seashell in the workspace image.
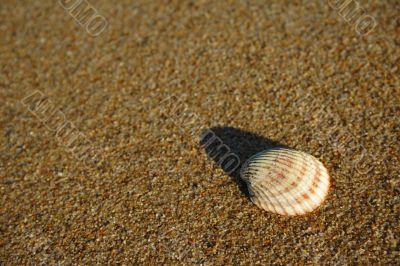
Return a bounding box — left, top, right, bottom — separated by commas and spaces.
240, 148, 330, 216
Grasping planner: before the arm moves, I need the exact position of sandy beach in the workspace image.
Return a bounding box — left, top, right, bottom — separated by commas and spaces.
0, 0, 399, 264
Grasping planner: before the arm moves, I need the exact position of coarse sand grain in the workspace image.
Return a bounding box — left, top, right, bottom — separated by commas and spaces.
0, 0, 399, 264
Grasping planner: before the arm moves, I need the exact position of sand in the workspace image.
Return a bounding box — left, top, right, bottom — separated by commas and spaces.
0, 0, 399, 264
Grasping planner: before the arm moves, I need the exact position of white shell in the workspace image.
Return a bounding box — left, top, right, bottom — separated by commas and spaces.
240, 148, 330, 216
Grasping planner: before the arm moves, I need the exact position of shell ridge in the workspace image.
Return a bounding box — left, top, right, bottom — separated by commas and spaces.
247, 154, 321, 181
257, 180, 297, 215
255, 180, 287, 215
241, 148, 330, 215
269, 155, 315, 213
251, 185, 274, 213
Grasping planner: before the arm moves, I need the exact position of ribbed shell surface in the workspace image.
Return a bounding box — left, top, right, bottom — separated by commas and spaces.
240, 148, 330, 216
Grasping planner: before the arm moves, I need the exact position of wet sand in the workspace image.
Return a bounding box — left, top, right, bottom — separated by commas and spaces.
0, 0, 399, 264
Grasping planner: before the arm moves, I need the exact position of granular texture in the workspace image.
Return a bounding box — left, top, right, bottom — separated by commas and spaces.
0, 0, 399, 264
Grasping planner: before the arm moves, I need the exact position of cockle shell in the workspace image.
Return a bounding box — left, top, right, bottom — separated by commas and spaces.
240, 148, 330, 216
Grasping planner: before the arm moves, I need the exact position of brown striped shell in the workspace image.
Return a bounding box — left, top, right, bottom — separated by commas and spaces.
240, 148, 330, 216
